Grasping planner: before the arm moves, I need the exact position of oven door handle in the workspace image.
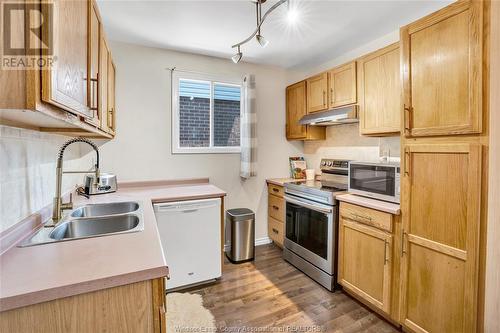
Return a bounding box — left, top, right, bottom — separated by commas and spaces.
284, 195, 333, 214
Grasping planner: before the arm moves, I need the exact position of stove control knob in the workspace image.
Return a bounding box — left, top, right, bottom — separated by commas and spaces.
327, 161, 333, 167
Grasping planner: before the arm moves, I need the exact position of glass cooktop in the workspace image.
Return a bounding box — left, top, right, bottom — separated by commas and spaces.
292, 180, 347, 192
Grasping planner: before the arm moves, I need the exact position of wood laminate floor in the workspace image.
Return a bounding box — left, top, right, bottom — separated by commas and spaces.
192, 244, 400, 333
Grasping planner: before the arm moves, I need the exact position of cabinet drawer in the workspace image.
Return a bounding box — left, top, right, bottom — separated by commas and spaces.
268, 217, 284, 247
340, 202, 393, 232
268, 195, 285, 222
268, 184, 284, 197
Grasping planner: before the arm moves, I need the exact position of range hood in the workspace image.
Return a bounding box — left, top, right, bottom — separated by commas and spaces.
299, 105, 359, 126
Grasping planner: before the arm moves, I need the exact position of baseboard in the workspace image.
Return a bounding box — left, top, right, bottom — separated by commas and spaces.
223, 237, 272, 252
255, 236, 272, 246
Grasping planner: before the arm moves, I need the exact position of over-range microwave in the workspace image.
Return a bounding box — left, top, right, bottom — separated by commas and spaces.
348, 162, 400, 203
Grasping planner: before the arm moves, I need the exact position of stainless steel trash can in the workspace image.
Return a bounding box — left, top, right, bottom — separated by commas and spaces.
225, 208, 255, 263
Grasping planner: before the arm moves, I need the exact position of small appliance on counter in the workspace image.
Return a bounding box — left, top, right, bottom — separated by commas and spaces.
83, 173, 117, 195
348, 161, 400, 203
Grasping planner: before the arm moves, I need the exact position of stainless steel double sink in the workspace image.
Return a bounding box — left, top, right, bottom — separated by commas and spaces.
19, 201, 144, 247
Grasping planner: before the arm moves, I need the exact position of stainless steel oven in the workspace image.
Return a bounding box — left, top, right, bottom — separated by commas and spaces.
348, 161, 400, 203
282, 159, 349, 291
284, 194, 336, 276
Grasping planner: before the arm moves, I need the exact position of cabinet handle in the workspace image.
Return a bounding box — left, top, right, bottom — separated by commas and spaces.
89, 78, 98, 112
404, 104, 412, 136
108, 107, 114, 128
352, 212, 372, 222
384, 240, 389, 264
272, 188, 279, 193
401, 230, 408, 256
272, 228, 279, 234
272, 205, 279, 210
330, 88, 334, 104
323, 91, 326, 106
404, 147, 411, 179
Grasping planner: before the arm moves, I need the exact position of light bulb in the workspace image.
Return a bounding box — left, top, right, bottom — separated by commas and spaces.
256, 34, 269, 48
232, 46, 242, 63
287, 0, 299, 24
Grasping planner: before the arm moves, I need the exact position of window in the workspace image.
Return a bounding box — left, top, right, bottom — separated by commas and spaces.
172, 71, 242, 154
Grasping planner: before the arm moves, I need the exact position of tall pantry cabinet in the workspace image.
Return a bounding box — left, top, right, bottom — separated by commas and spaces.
399, 1, 489, 333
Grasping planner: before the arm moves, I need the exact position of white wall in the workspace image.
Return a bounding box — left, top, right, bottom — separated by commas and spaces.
96, 41, 303, 240
0, 126, 91, 232
287, 30, 399, 84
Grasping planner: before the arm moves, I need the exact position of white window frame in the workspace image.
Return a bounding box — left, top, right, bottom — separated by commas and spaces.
172, 71, 243, 154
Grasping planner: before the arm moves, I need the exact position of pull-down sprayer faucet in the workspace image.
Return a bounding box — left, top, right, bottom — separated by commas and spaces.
52, 138, 100, 223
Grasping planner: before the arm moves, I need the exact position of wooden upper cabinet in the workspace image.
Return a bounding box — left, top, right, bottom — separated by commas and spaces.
86, 0, 100, 126
400, 143, 482, 333
107, 59, 116, 134
286, 81, 325, 141
338, 217, 393, 314
327, 61, 357, 109
286, 81, 307, 139
41, 0, 91, 118
359, 43, 401, 135
306, 73, 328, 113
99, 31, 110, 133
401, 1, 483, 137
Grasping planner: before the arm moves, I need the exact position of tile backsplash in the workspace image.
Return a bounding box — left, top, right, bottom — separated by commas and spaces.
0, 126, 92, 233
303, 123, 400, 172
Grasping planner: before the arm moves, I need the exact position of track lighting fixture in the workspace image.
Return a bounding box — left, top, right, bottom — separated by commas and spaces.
232, 46, 243, 64
230, 0, 290, 63
255, 1, 269, 48
256, 34, 269, 48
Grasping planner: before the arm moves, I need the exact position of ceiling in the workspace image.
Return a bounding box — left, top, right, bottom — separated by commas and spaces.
96, 0, 452, 69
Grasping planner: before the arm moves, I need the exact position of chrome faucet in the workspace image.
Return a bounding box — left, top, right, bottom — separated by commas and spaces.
52, 138, 100, 223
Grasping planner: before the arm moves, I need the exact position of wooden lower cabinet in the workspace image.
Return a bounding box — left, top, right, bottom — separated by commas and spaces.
400, 143, 482, 333
267, 183, 285, 247
0, 278, 167, 333
339, 218, 393, 313
338, 202, 401, 323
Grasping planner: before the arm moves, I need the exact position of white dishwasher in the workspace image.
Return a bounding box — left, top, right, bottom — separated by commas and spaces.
154, 198, 221, 290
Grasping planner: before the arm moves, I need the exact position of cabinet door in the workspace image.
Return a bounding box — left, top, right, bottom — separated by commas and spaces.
400, 143, 482, 333
359, 43, 400, 135
41, 0, 91, 118
99, 32, 109, 132
338, 218, 393, 314
286, 81, 307, 139
401, 1, 483, 137
86, 0, 100, 126
107, 59, 116, 134
306, 73, 328, 113
328, 61, 357, 109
